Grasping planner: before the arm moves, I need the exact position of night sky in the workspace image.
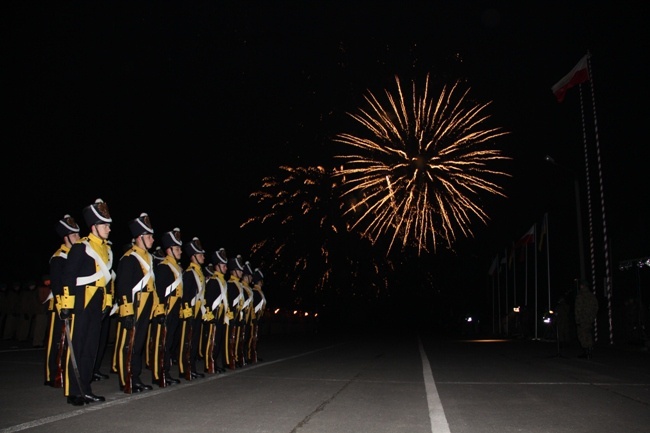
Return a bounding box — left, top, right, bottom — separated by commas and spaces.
3, 2, 649, 326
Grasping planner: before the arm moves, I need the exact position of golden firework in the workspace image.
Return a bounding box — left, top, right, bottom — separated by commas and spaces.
333, 74, 511, 255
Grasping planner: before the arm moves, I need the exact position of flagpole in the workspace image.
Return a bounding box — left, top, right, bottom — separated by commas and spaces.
524, 243, 528, 307
504, 247, 509, 336
497, 253, 502, 335
545, 213, 551, 312
512, 241, 517, 335
579, 78, 596, 298
534, 223, 538, 340
491, 274, 495, 335
586, 52, 614, 345
512, 242, 517, 307
551, 52, 612, 344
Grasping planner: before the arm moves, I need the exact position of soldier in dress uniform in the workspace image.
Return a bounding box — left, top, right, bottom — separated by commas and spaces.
92, 240, 116, 383
151, 228, 183, 387
240, 261, 255, 365
144, 244, 166, 371
60, 198, 114, 406
199, 262, 214, 366
203, 248, 229, 374
204, 263, 215, 278
114, 213, 157, 393
44, 214, 81, 388
225, 255, 245, 369
112, 241, 137, 375
152, 246, 165, 264
179, 236, 207, 380
249, 267, 267, 364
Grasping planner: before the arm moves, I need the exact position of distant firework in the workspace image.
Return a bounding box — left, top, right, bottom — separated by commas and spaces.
242, 165, 392, 304
333, 74, 511, 255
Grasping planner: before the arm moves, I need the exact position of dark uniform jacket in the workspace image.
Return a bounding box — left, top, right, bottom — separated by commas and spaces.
115, 245, 155, 320
204, 272, 229, 324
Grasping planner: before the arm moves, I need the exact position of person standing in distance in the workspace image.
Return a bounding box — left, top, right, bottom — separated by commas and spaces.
60, 198, 114, 406
44, 215, 81, 388
115, 213, 156, 393
575, 280, 599, 359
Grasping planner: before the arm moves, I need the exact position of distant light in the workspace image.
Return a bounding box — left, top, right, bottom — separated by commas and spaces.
274, 308, 280, 314
465, 316, 473, 323
304, 312, 309, 317
293, 310, 298, 315
618, 256, 650, 271
513, 306, 520, 313
543, 311, 554, 324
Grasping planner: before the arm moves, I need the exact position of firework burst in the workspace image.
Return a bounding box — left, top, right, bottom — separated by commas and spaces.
242, 165, 392, 306
333, 74, 511, 255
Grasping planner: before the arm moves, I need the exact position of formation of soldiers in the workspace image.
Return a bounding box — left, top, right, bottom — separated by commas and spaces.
43, 199, 268, 405
0, 279, 50, 347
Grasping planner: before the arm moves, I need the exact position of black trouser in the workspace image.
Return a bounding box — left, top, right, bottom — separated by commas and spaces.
163, 307, 180, 376
65, 289, 103, 397
93, 313, 112, 374
117, 296, 153, 387
189, 316, 202, 373
213, 321, 226, 370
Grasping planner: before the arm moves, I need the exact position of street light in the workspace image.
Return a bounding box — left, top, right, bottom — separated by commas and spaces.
544, 155, 587, 284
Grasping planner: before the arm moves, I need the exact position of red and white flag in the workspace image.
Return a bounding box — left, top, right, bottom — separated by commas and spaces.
518, 224, 535, 246
551, 54, 590, 103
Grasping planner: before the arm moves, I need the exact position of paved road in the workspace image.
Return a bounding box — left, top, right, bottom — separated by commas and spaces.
1, 330, 649, 433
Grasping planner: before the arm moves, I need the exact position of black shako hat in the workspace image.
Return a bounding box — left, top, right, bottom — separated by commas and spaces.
128, 212, 154, 238
184, 237, 205, 257
161, 227, 182, 250
227, 255, 244, 273
83, 198, 112, 227
212, 248, 227, 266
252, 268, 264, 284
56, 214, 80, 239
152, 246, 165, 263
243, 260, 254, 277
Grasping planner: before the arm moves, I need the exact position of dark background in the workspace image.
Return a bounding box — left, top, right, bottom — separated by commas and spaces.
3, 2, 649, 333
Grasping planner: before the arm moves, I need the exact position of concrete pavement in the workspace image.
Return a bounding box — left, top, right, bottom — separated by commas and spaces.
1, 329, 649, 433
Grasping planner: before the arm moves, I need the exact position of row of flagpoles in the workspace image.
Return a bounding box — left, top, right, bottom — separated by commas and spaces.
487, 213, 550, 339
488, 51, 614, 343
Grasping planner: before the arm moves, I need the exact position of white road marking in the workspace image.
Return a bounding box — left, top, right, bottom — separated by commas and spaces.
419, 337, 451, 433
